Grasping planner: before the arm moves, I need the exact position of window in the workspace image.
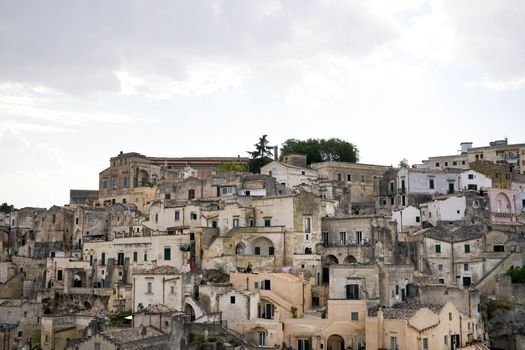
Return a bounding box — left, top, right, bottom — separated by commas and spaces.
435, 162, 440, 167
298, 339, 311, 350
144, 253, 148, 262
147, 282, 152, 294
423, 337, 429, 350
444, 161, 448, 166
453, 161, 457, 166
165, 193, 171, 199
347, 174, 352, 181
233, 218, 239, 228
170, 286, 175, 294
395, 285, 399, 295
494, 245, 505, 252
57, 270, 63, 281
429, 179, 435, 189
360, 174, 365, 182
337, 173, 342, 181
468, 174, 474, 180
355, 231, 363, 244
269, 247, 275, 256
438, 264, 443, 272
390, 336, 397, 350
462, 160, 466, 165
264, 217, 271, 227
190, 212, 197, 220
339, 232, 347, 246
123, 176, 129, 188
464, 263, 469, 271
261, 280, 271, 290
230, 296, 236, 304
101, 252, 106, 265
322, 232, 329, 245
254, 247, 261, 255
155, 213, 159, 223
258, 332, 266, 346
304, 217, 311, 233
75, 217, 79, 225
133, 251, 138, 262
102, 180, 108, 189
52, 214, 56, 224
89, 255, 93, 266
164, 247, 171, 260
351, 312, 359, 320
435, 244, 441, 253
95, 343, 101, 350
175, 211, 180, 221
222, 187, 234, 195
188, 189, 195, 199
439, 278, 445, 284
464, 244, 470, 253
416, 216, 420, 223
301, 171, 305, 175
346, 284, 360, 299
112, 179, 117, 189
117, 252, 124, 265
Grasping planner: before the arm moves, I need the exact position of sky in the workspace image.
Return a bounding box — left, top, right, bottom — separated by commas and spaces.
1, 0, 525, 209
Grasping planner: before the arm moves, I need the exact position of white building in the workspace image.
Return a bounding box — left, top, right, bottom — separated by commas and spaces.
512, 181, 525, 212
459, 170, 492, 191
261, 161, 319, 188
132, 265, 195, 314
397, 168, 461, 196
420, 195, 466, 226
392, 206, 422, 233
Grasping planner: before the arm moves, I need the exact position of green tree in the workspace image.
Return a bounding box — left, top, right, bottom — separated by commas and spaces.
507, 265, 525, 283
399, 158, 409, 168
247, 134, 274, 173
0, 203, 15, 214
280, 138, 359, 165
218, 162, 249, 173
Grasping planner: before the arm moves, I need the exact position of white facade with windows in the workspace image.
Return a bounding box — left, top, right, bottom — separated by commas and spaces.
459, 170, 492, 191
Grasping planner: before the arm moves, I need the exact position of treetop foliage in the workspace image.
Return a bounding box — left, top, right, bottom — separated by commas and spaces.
280, 138, 359, 165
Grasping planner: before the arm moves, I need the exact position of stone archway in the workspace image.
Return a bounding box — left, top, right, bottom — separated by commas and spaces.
235, 242, 246, 255
327, 335, 345, 350
250, 237, 274, 256
73, 271, 85, 288
184, 304, 195, 321
323, 255, 339, 265
344, 255, 357, 264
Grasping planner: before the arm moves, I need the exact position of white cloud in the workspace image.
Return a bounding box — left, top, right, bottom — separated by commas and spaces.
467, 77, 525, 91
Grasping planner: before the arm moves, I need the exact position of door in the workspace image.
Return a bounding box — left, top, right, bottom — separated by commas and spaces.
449, 183, 455, 193
322, 267, 329, 284
463, 277, 471, 287
451, 334, 460, 350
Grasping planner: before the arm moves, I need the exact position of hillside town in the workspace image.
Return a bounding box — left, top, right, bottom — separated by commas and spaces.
2, 137, 525, 350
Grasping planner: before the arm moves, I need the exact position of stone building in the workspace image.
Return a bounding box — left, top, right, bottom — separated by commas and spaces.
312, 161, 391, 206
366, 301, 480, 349
132, 265, 197, 317
467, 138, 525, 175
261, 159, 319, 188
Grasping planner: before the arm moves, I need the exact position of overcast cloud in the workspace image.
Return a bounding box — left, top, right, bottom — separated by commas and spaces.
1, 0, 525, 208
